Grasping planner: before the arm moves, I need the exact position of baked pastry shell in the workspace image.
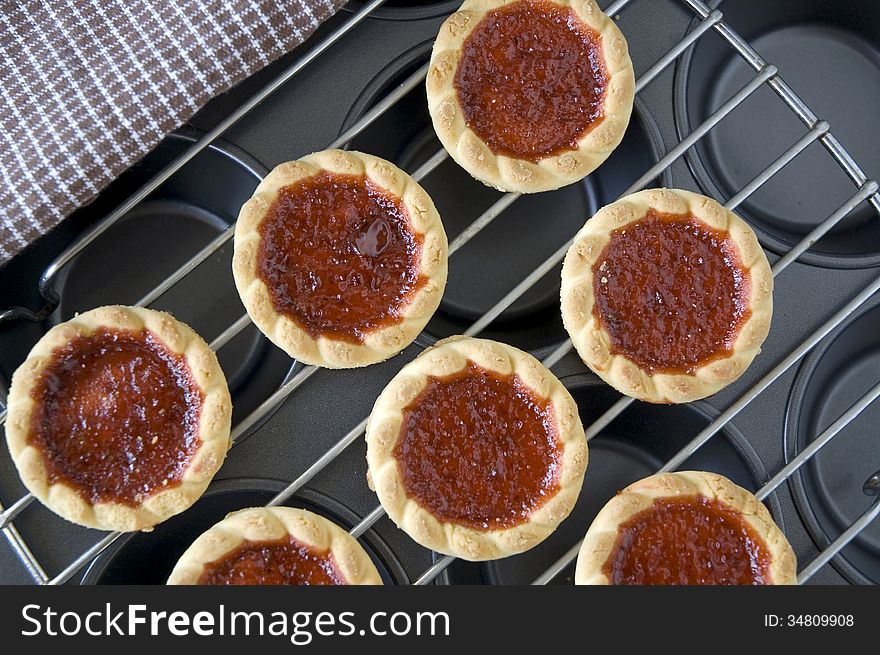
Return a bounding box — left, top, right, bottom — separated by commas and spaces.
560, 188, 774, 404
167, 506, 383, 585
4, 305, 232, 532
426, 0, 636, 194
366, 336, 588, 561
574, 470, 798, 585
232, 149, 449, 369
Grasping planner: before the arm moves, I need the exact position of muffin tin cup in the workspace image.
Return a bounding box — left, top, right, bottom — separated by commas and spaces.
785, 292, 880, 585
440, 375, 782, 585
81, 478, 408, 585
340, 41, 671, 359
673, 0, 880, 268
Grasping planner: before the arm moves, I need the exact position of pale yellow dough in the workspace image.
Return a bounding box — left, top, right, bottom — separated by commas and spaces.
5, 305, 232, 532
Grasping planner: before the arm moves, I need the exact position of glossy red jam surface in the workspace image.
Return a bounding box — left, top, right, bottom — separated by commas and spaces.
453, 0, 608, 162
257, 171, 425, 344
603, 494, 773, 585
198, 536, 346, 585
592, 209, 751, 374
394, 361, 561, 530
28, 328, 203, 506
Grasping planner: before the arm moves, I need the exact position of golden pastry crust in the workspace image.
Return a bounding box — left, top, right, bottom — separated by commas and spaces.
426, 0, 635, 193
575, 471, 797, 585
4, 305, 232, 532
167, 507, 383, 585
560, 188, 774, 404
232, 149, 448, 369
366, 336, 588, 561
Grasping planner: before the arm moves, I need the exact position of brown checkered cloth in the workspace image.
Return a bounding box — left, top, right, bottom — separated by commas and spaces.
0, 0, 349, 267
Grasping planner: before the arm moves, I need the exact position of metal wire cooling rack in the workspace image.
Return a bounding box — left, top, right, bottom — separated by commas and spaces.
2, 0, 880, 585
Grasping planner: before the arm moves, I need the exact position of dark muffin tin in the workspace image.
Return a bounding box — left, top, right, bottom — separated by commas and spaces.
1, 0, 879, 585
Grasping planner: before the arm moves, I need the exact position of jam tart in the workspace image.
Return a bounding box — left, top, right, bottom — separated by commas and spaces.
427, 0, 635, 193
366, 336, 587, 561
232, 149, 448, 369
4, 305, 231, 532
575, 471, 797, 585
560, 188, 774, 403
167, 507, 382, 585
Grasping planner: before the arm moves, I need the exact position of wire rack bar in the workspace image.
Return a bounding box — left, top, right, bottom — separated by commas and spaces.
50, 532, 120, 587
770, 182, 878, 275
415, 555, 457, 586
531, 541, 581, 586
447, 192, 520, 254
636, 10, 723, 93
605, 0, 636, 18
0, 487, 34, 529
230, 366, 322, 446
411, 149, 451, 183
209, 314, 255, 352
542, 339, 575, 370
585, 396, 636, 440
136, 229, 237, 308
0, 502, 47, 584
350, 505, 386, 540
332, 62, 431, 151
0, 492, 32, 528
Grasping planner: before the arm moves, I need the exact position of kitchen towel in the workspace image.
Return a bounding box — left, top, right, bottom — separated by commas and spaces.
0, 0, 349, 267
